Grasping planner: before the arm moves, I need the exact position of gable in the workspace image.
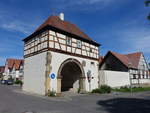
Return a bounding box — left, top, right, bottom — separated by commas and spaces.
100, 52, 128, 72
138, 54, 149, 70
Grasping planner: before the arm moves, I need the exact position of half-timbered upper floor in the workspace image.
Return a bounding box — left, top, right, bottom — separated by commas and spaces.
23, 15, 100, 61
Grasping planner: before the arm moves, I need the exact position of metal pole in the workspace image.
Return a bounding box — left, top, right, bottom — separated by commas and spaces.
89, 81, 91, 92
129, 69, 132, 95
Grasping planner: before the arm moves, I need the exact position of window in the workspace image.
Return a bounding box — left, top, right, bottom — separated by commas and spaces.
138, 70, 141, 79
133, 74, 136, 79
90, 48, 92, 52
77, 40, 81, 48
67, 37, 72, 46
91, 62, 95, 65
142, 70, 145, 79
37, 37, 41, 44
146, 71, 149, 79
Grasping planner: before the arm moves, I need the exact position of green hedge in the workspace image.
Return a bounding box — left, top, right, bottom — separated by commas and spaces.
92, 85, 111, 94
14, 80, 23, 85
113, 86, 150, 92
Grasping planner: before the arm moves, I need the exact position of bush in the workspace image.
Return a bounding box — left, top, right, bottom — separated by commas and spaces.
14, 80, 22, 85
78, 88, 81, 93
91, 88, 101, 93
100, 85, 111, 93
113, 86, 150, 92
47, 91, 56, 97
92, 85, 111, 94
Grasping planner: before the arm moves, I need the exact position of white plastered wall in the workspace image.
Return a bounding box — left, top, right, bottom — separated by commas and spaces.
49, 51, 99, 93
99, 70, 130, 87
23, 52, 46, 95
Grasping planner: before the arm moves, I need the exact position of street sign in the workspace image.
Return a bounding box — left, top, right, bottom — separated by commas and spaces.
50, 73, 55, 79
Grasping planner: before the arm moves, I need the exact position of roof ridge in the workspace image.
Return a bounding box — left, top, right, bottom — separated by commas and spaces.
125, 52, 142, 56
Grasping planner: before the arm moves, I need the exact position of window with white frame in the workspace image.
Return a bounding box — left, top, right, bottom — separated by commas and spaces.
77, 40, 81, 48
67, 37, 72, 46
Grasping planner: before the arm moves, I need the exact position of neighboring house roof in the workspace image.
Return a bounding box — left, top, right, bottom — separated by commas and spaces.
99, 56, 104, 64
23, 15, 100, 46
6, 59, 24, 70
100, 51, 142, 69
0, 66, 5, 73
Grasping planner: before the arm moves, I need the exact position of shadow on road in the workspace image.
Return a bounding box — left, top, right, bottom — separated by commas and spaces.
97, 98, 150, 113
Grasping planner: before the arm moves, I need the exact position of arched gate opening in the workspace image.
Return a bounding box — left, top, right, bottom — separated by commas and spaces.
57, 59, 86, 93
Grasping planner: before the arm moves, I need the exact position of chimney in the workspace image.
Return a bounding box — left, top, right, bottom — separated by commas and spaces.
59, 13, 64, 21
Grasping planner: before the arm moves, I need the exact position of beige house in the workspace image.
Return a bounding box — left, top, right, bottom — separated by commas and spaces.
23, 13, 100, 95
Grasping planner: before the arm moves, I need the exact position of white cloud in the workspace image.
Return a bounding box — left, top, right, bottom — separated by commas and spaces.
49, 0, 118, 11
0, 57, 6, 66
115, 27, 150, 53
0, 20, 36, 34
0, 7, 37, 35
74, 0, 112, 5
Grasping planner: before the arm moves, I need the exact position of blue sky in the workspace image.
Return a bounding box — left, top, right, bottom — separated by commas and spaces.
0, 0, 150, 65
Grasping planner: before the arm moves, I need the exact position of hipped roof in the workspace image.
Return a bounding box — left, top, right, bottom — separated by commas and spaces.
23, 16, 100, 46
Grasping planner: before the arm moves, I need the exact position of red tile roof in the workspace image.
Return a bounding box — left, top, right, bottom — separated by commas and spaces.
0, 66, 5, 73
23, 15, 100, 46
6, 59, 24, 70
110, 51, 142, 69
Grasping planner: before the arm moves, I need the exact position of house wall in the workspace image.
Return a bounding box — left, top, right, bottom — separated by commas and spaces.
132, 79, 150, 84
50, 51, 99, 93
99, 70, 130, 87
23, 52, 46, 95
99, 70, 150, 88
23, 51, 99, 95
137, 54, 149, 79
24, 30, 99, 60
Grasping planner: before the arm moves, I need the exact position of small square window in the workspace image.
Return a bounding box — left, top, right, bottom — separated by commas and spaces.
90, 48, 92, 52
37, 37, 41, 44
67, 37, 72, 46
133, 74, 136, 79
77, 40, 81, 48
91, 62, 95, 65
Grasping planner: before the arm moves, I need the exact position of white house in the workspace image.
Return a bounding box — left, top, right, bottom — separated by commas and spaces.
99, 51, 150, 87
4, 59, 24, 80
23, 13, 100, 95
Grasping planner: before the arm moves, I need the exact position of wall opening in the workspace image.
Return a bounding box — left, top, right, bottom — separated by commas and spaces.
57, 59, 85, 93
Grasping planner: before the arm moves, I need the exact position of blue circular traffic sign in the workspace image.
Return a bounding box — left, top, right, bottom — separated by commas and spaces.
50, 73, 56, 79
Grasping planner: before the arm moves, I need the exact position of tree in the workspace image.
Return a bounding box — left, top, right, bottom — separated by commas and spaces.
145, 0, 150, 6
145, 0, 150, 20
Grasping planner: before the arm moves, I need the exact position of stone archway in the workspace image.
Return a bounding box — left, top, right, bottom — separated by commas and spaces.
57, 58, 86, 94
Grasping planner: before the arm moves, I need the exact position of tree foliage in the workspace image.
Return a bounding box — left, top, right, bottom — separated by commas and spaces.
145, 0, 150, 6
145, 0, 150, 20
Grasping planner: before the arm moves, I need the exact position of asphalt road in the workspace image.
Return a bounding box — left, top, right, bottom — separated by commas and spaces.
0, 84, 150, 113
